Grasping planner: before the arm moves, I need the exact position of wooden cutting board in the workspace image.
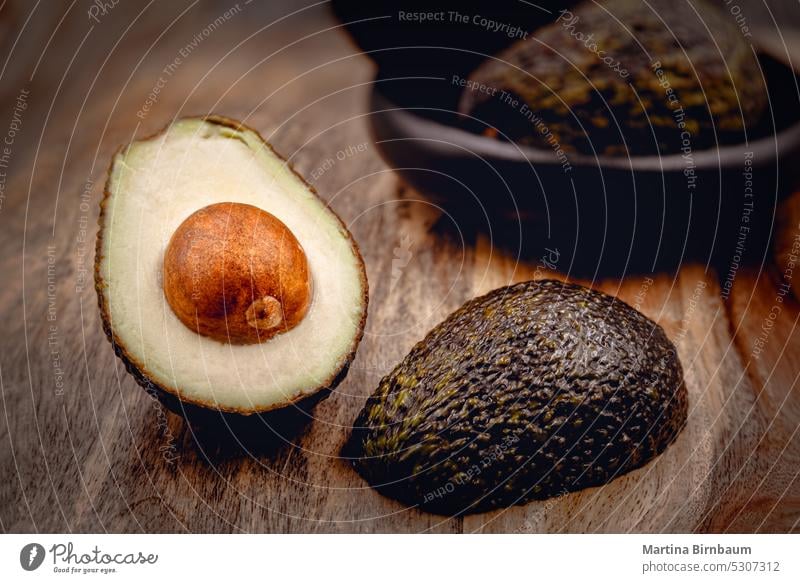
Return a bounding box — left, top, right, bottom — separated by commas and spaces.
0, 1, 797, 533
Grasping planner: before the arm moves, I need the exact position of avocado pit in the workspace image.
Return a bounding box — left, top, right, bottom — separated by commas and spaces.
163, 201, 311, 344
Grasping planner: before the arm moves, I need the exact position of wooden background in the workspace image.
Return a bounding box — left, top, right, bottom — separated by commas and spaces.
0, 0, 798, 533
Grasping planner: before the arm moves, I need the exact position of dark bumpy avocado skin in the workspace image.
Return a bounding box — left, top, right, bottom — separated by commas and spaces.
348, 280, 687, 515
458, 0, 766, 156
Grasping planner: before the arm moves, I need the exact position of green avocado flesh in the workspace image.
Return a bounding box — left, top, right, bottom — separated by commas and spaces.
96, 117, 367, 414
458, 0, 766, 156
348, 280, 687, 515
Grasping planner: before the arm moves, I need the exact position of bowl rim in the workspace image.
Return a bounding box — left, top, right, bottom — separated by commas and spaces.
370, 67, 800, 173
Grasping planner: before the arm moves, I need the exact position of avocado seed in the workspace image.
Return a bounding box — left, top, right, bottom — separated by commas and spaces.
163, 202, 311, 344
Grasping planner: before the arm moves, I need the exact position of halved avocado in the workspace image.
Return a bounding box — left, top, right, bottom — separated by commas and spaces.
95, 116, 368, 415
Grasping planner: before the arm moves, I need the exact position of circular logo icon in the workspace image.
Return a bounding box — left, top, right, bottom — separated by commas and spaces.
19, 543, 45, 571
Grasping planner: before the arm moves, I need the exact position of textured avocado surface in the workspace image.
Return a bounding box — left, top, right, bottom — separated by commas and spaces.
458, 0, 766, 155
348, 280, 687, 515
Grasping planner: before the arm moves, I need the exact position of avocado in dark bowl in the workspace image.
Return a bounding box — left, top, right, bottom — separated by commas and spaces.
335, 0, 800, 275
368, 51, 800, 275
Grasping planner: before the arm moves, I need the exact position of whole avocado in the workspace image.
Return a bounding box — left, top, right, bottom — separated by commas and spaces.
348, 280, 687, 515
458, 0, 766, 155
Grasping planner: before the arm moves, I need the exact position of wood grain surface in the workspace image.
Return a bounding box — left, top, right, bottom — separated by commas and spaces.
0, 1, 798, 533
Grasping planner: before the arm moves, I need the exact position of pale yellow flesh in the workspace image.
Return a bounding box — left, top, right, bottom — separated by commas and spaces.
99, 119, 365, 412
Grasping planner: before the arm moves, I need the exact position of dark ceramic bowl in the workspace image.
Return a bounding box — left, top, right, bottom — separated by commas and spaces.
365, 53, 800, 275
